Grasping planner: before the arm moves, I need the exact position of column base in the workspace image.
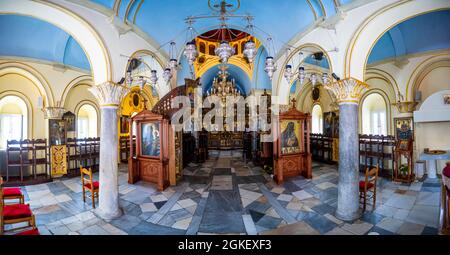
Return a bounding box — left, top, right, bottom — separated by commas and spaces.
94, 206, 123, 220
335, 209, 361, 222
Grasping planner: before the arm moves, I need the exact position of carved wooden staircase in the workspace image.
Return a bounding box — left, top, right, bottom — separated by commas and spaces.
151, 78, 200, 119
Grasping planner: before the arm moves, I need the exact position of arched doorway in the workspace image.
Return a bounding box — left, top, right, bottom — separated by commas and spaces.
77, 104, 98, 138
311, 104, 323, 134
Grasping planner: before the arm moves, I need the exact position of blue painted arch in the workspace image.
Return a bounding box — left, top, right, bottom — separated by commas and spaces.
0, 15, 91, 71
368, 10, 450, 64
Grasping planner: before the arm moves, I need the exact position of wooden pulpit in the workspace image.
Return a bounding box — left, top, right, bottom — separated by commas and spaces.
128, 110, 170, 191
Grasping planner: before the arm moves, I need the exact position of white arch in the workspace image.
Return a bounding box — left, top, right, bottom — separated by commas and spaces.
277, 43, 333, 104
76, 103, 98, 138
359, 90, 390, 135
61, 75, 93, 107
311, 104, 323, 134
344, 0, 450, 80
0, 62, 55, 106
0, 0, 111, 85
406, 54, 450, 101
0, 91, 33, 139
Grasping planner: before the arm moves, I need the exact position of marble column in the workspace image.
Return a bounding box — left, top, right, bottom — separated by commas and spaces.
326, 78, 368, 221
89, 82, 129, 220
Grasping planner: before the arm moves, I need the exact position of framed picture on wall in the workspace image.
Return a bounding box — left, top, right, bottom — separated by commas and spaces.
62, 111, 76, 132
140, 121, 160, 158
444, 94, 450, 105
120, 116, 130, 134
394, 117, 414, 141
280, 119, 302, 155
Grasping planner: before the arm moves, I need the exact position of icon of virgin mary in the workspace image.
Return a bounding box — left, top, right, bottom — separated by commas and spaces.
281, 121, 299, 150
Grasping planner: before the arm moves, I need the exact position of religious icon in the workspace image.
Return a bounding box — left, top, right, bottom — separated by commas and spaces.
323, 112, 339, 138
120, 116, 130, 134
49, 119, 66, 145
141, 122, 160, 157
444, 94, 450, 105
62, 111, 76, 132
395, 117, 413, 141
280, 120, 301, 154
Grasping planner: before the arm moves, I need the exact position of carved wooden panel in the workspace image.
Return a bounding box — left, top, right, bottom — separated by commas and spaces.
140, 159, 162, 183
280, 155, 302, 177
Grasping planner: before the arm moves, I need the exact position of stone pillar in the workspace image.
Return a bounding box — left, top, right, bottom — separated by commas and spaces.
89, 82, 129, 220
326, 78, 368, 221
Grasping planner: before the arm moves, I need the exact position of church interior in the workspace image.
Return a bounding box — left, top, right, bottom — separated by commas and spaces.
0, 0, 450, 236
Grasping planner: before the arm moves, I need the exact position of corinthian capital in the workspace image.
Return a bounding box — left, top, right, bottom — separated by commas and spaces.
43, 107, 65, 119
325, 78, 368, 104
89, 81, 129, 107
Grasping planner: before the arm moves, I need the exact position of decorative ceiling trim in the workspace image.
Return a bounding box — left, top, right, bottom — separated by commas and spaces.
113, 0, 122, 16
132, 0, 144, 24
306, 0, 318, 20
317, 0, 327, 17
124, 0, 135, 23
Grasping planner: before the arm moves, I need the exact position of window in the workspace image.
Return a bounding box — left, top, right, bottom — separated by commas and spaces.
311, 104, 323, 134
362, 93, 387, 135
0, 96, 27, 149
77, 104, 97, 138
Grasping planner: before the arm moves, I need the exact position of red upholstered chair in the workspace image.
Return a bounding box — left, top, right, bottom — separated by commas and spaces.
14, 227, 40, 235
0, 176, 24, 204
80, 167, 99, 208
0, 188, 36, 235
443, 163, 450, 227
359, 165, 379, 212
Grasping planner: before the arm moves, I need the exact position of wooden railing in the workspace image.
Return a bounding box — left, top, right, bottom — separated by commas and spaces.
152, 78, 200, 118
359, 134, 395, 177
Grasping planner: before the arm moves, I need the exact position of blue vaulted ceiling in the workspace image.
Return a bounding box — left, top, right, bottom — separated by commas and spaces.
368, 10, 450, 64
89, 0, 349, 53
0, 15, 90, 71
201, 64, 249, 95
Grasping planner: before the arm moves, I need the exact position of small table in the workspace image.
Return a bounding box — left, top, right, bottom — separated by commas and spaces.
419, 150, 450, 178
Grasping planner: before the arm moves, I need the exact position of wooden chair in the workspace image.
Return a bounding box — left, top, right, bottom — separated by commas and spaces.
0, 176, 24, 204
80, 167, 99, 208
14, 227, 40, 235
0, 188, 36, 235
359, 165, 379, 212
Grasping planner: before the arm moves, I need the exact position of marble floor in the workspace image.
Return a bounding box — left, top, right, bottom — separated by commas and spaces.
3, 150, 441, 235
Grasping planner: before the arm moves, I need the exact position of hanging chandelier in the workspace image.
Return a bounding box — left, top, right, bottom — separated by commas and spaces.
149, 70, 158, 85
215, 40, 235, 63
284, 64, 293, 83
207, 64, 241, 100
243, 39, 257, 63
243, 17, 257, 63
288, 51, 330, 87
264, 56, 277, 80
183, 40, 198, 65
162, 68, 172, 83
168, 41, 178, 69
